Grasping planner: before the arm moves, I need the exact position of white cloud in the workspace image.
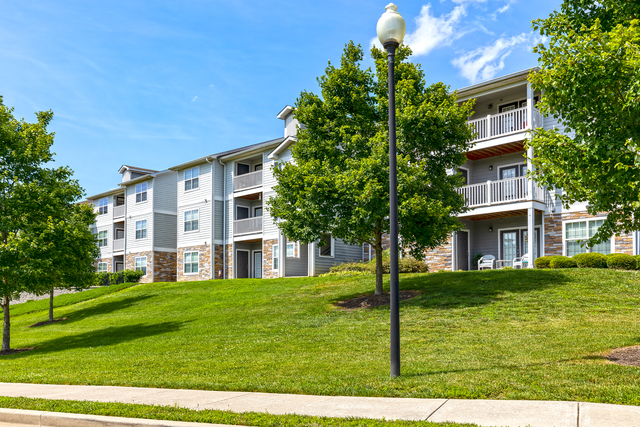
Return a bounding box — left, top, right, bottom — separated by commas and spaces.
452, 33, 529, 83
404, 4, 468, 57
496, 3, 511, 13
191, 96, 198, 102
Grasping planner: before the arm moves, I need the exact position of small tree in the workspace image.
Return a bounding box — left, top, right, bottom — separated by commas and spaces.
0, 98, 96, 350
268, 42, 473, 294
528, 1, 640, 245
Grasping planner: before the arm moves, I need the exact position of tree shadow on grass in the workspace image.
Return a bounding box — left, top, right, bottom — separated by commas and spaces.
331, 269, 571, 310
43, 295, 156, 325
6, 321, 186, 358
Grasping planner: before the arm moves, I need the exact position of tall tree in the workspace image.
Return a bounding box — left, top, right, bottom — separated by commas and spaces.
268, 42, 473, 294
0, 98, 96, 351
528, 1, 640, 244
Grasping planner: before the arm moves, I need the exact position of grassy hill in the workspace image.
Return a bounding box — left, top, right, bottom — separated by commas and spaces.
2, 269, 640, 405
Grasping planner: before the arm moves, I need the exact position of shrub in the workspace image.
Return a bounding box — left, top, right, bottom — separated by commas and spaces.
549, 256, 577, 269
123, 269, 145, 283
109, 272, 124, 285
605, 253, 636, 270
329, 261, 374, 274
534, 256, 553, 269
398, 258, 429, 273
95, 272, 110, 286
635, 255, 640, 270
329, 256, 428, 275
573, 252, 607, 268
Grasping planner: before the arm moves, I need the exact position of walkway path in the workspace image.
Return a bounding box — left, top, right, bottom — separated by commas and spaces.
1, 383, 639, 427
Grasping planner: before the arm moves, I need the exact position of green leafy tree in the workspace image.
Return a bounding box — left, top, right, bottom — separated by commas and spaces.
268, 42, 473, 295
528, 1, 640, 244
0, 98, 97, 351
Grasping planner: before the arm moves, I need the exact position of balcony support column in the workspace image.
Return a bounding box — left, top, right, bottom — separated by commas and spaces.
528, 207, 535, 268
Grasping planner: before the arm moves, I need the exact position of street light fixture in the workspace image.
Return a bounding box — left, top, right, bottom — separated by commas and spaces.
377, 3, 405, 378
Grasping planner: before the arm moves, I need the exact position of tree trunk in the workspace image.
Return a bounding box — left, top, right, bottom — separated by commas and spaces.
1, 295, 9, 352
49, 287, 54, 322
374, 232, 384, 296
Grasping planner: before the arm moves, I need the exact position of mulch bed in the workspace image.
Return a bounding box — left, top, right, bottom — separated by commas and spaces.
29, 317, 68, 328
0, 347, 36, 356
335, 290, 421, 310
606, 345, 640, 367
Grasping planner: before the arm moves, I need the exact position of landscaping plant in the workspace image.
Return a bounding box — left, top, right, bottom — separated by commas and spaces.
605, 253, 637, 270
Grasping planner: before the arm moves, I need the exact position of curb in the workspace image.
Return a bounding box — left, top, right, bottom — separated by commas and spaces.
0, 408, 249, 427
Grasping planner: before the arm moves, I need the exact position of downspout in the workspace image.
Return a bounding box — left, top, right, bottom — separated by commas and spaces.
205, 156, 215, 280
219, 158, 227, 279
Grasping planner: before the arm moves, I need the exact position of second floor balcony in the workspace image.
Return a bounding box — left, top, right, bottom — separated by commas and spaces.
458, 176, 544, 208
113, 238, 125, 251
233, 170, 262, 192
234, 217, 262, 236
468, 106, 543, 143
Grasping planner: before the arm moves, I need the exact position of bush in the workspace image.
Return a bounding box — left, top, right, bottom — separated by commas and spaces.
329, 256, 429, 275
635, 255, 640, 270
95, 272, 110, 286
534, 256, 553, 269
109, 272, 123, 285
605, 253, 636, 270
123, 269, 145, 283
573, 252, 607, 268
549, 256, 577, 269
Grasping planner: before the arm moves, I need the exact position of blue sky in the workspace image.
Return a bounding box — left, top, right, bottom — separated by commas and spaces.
1, 0, 561, 197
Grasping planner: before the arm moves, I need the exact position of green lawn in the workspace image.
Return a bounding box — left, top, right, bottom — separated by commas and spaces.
2, 269, 640, 405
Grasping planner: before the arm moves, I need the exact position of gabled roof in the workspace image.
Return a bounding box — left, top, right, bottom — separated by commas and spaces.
86, 187, 124, 201
455, 67, 539, 101
276, 105, 294, 120
117, 165, 159, 175
118, 169, 173, 187
268, 135, 297, 160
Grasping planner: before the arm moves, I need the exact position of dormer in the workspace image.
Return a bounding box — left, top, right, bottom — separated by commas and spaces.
118, 165, 159, 183
277, 105, 299, 138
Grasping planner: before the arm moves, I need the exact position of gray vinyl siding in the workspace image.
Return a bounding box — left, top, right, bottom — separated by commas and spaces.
285, 239, 308, 277
262, 191, 278, 237
214, 161, 225, 196
314, 239, 363, 274
462, 152, 526, 186
154, 213, 177, 249
214, 200, 224, 241
468, 213, 543, 262
154, 172, 178, 213
470, 87, 530, 120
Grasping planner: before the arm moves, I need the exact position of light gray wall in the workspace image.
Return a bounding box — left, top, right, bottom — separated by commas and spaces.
468, 213, 542, 261
154, 213, 177, 249
214, 200, 224, 241
314, 238, 363, 274
284, 238, 308, 277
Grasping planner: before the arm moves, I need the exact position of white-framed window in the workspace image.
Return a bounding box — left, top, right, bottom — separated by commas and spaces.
184, 167, 199, 191
565, 218, 611, 256
286, 241, 299, 258
254, 207, 263, 217
135, 182, 148, 203
319, 233, 334, 257
273, 244, 279, 270
184, 209, 199, 232
98, 197, 108, 215
136, 220, 147, 239
184, 251, 199, 274
97, 262, 108, 272
135, 256, 147, 275
97, 230, 108, 247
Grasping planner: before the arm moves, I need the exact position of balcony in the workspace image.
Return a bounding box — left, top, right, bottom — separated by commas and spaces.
233, 170, 262, 192
234, 217, 262, 236
458, 176, 544, 208
113, 205, 125, 218
468, 106, 543, 143
113, 238, 125, 251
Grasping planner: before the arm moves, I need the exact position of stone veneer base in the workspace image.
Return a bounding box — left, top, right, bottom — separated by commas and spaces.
177, 245, 211, 282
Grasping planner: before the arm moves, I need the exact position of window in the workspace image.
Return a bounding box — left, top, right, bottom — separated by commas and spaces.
237, 163, 250, 175
135, 182, 147, 203
565, 219, 611, 256
97, 262, 108, 273
98, 197, 108, 215
254, 207, 263, 217
135, 256, 147, 275
255, 164, 263, 171
97, 230, 108, 247
319, 233, 334, 257
184, 209, 199, 232
184, 252, 199, 274
184, 167, 199, 191
287, 242, 294, 257
136, 220, 147, 239
273, 244, 279, 270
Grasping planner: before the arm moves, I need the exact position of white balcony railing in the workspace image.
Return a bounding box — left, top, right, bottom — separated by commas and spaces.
233, 170, 262, 192
457, 176, 544, 208
113, 238, 125, 251
234, 217, 262, 236
113, 205, 125, 218
468, 106, 543, 143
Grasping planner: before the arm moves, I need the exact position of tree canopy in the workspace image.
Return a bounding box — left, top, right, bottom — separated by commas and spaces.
268, 42, 473, 294
528, 0, 640, 244
0, 98, 97, 351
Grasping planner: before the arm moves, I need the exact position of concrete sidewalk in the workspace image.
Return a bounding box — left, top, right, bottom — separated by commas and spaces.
1, 383, 640, 427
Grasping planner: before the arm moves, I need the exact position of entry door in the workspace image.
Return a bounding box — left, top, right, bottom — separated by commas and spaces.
521, 229, 540, 260
456, 231, 469, 270
115, 262, 124, 272
237, 251, 249, 278
500, 103, 517, 133
501, 230, 520, 263
253, 251, 262, 279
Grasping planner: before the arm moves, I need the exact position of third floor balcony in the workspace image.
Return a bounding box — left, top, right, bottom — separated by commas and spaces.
468, 106, 543, 144
457, 176, 544, 208
233, 170, 262, 192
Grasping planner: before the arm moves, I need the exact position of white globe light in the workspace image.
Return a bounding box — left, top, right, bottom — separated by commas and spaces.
376, 3, 406, 46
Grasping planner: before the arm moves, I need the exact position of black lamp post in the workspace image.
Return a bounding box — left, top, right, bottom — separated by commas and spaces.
376, 3, 406, 378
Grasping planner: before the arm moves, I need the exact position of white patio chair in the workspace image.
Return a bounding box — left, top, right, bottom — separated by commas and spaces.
513, 254, 529, 269
478, 255, 496, 270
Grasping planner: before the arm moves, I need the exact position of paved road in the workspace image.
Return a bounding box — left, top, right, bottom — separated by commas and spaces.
1, 383, 640, 427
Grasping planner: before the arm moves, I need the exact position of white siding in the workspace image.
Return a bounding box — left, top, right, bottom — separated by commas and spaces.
125, 179, 153, 253
177, 162, 212, 248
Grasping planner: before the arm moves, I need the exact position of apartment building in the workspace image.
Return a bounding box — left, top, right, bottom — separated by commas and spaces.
426, 68, 637, 271
89, 106, 364, 281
